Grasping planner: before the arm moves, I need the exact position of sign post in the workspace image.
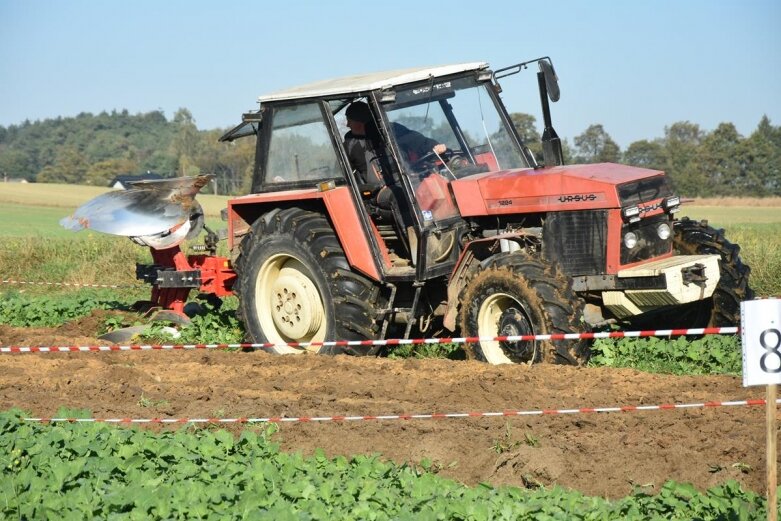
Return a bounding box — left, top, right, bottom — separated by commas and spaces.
769, 383, 778, 521
741, 299, 781, 521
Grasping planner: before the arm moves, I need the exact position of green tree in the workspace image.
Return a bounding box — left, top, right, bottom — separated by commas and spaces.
143, 149, 178, 177
508, 112, 543, 162
623, 139, 665, 171
197, 129, 255, 195
85, 158, 138, 186
0, 110, 179, 182
36, 146, 88, 183
84, 132, 131, 163
573, 124, 621, 163
743, 115, 781, 195
698, 123, 745, 196
0, 147, 32, 180
660, 121, 703, 196
170, 108, 201, 176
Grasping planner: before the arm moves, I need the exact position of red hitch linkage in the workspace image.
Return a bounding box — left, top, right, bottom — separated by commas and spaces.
136, 246, 236, 319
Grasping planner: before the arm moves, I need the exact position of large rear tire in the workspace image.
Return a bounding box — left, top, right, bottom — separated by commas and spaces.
457, 253, 589, 365
233, 208, 385, 355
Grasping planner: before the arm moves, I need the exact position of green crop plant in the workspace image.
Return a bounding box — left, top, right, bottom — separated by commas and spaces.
387, 341, 465, 360
0, 410, 774, 520
136, 298, 244, 345
0, 290, 131, 328
490, 423, 523, 454
588, 334, 742, 375
523, 431, 540, 448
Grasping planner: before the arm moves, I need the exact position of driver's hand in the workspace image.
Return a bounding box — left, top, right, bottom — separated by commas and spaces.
433, 144, 447, 155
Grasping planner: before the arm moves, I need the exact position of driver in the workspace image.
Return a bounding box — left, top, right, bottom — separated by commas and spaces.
343, 101, 448, 176
342, 101, 405, 221
343, 101, 384, 193
342, 101, 431, 261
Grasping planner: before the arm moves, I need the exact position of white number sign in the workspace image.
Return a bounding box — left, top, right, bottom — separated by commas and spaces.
741, 299, 781, 387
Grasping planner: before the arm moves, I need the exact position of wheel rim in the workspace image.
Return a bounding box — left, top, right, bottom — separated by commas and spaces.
255, 253, 327, 352
476, 292, 537, 364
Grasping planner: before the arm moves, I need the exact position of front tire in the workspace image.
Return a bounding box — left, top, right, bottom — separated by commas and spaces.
457, 253, 589, 365
667, 217, 753, 327
233, 208, 385, 355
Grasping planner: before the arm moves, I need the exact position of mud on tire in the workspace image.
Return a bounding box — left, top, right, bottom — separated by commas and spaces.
233, 208, 385, 355
457, 252, 589, 365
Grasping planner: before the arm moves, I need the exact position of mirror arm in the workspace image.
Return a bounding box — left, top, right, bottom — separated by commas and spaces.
538, 71, 563, 167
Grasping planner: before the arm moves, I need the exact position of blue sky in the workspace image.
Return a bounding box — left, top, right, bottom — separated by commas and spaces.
0, 0, 778, 148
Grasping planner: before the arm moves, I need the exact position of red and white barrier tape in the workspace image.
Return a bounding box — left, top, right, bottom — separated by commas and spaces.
1, 279, 140, 290
0, 327, 739, 354
21, 398, 779, 425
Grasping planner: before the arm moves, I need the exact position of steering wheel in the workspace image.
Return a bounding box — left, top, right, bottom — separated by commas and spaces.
410, 149, 453, 171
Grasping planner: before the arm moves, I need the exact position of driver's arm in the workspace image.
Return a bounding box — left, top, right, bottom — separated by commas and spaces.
402, 129, 447, 158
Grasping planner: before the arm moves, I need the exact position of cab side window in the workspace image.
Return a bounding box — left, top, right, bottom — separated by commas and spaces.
264, 103, 342, 184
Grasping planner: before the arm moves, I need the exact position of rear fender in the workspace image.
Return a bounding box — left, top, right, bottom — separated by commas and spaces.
227, 187, 381, 281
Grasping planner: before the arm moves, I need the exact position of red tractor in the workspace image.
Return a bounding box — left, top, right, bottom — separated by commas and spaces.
66, 57, 752, 364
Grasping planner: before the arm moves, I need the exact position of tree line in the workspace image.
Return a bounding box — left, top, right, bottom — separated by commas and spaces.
513, 113, 781, 197
1, 109, 780, 197
0, 108, 254, 195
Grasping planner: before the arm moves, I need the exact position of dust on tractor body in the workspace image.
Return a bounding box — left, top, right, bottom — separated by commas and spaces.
64, 57, 752, 365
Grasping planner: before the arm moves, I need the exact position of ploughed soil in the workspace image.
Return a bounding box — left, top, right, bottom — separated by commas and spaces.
0, 314, 778, 499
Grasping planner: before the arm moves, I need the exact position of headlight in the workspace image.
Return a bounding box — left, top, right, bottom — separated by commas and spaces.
622, 206, 641, 223
663, 196, 680, 213
656, 222, 671, 240
623, 231, 638, 249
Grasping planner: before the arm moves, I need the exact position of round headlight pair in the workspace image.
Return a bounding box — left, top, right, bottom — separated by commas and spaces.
624, 223, 671, 249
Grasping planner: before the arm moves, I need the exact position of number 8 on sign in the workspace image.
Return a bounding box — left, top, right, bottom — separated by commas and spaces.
741, 299, 781, 387
759, 329, 781, 374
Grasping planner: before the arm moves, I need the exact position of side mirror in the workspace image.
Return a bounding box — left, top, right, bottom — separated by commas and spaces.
539, 60, 560, 102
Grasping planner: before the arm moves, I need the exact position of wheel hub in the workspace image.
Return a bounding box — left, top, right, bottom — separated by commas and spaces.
270, 267, 324, 340
497, 308, 536, 363
498, 308, 527, 337
477, 293, 538, 364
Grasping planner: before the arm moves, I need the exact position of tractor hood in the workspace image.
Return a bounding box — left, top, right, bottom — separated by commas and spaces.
450, 163, 668, 216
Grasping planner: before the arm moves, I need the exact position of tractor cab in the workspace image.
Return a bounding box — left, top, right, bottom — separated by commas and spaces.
221, 62, 536, 282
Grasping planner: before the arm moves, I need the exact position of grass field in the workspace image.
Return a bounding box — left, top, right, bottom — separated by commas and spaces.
0, 182, 230, 216
681, 206, 781, 226
0, 183, 229, 238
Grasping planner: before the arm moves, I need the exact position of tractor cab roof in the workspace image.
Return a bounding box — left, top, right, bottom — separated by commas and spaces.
258, 62, 488, 103
220, 62, 489, 142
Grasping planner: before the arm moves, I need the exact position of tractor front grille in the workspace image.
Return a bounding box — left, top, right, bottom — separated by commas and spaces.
542, 210, 607, 276
620, 214, 673, 265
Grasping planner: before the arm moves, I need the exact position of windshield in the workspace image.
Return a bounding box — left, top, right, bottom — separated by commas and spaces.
383, 75, 528, 176
382, 75, 527, 225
